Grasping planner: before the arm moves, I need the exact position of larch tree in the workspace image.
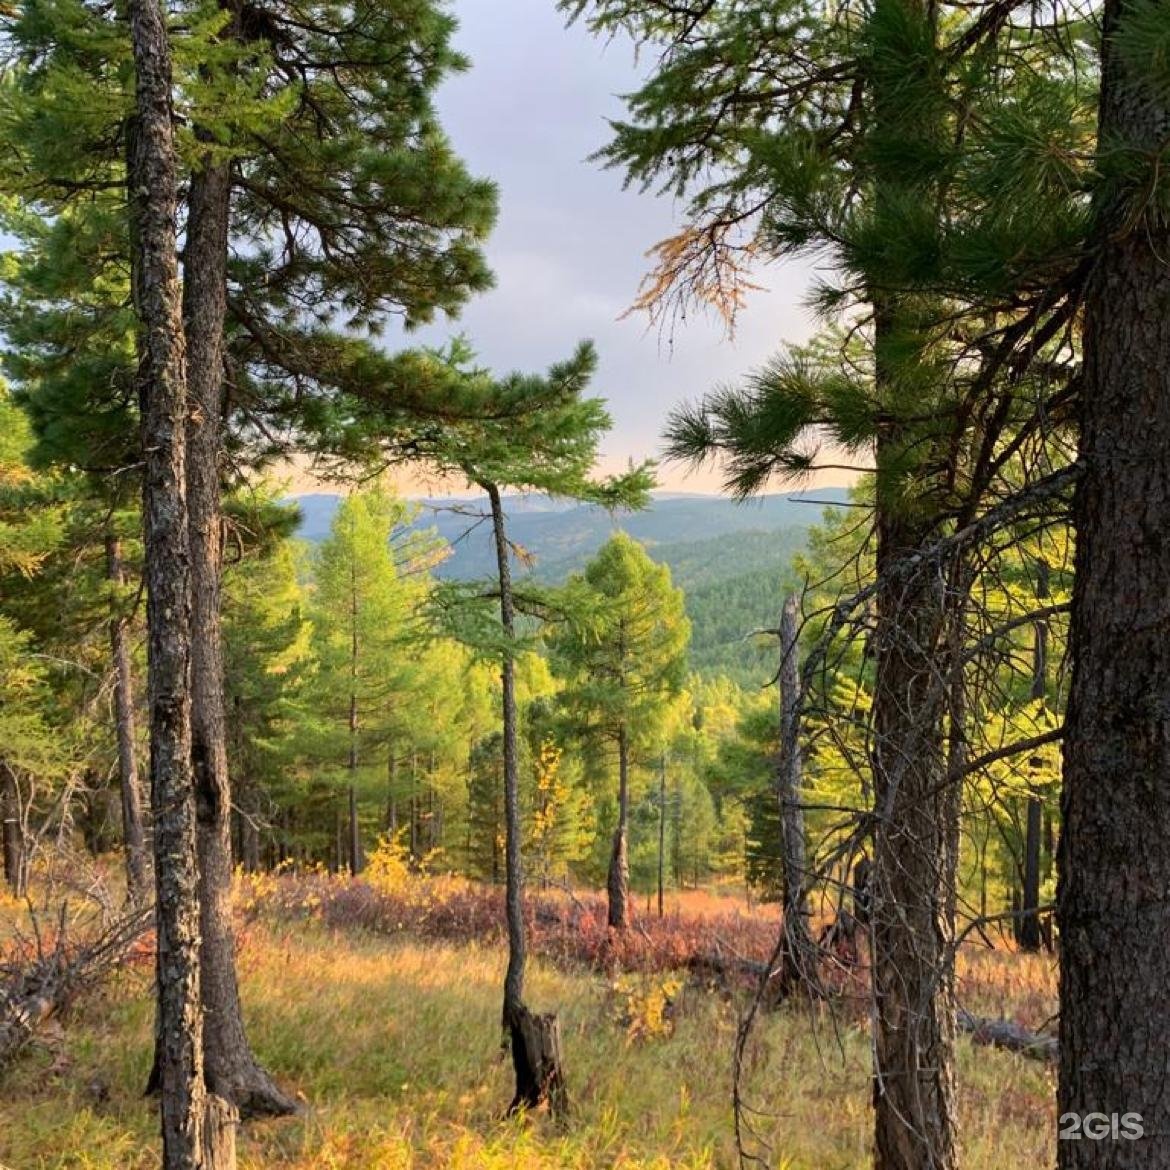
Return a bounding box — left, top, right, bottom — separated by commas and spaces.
307, 485, 424, 875
551, 533, 690, 930
392, 340, 651, 1114
1058, 1, 1170, 1165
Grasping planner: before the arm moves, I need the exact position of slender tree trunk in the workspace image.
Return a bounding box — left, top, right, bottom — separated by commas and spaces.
775, 593, 817, 996
1, 762, 25, 898
182, 114, 293, 1119
1058, 4, 1170, 1164
656, 753, 666, 919
607, 725, 631, 929
347, 520, 361, 876
125, 2, 214, 1160
1019, 560, 1048, 953
107, 534, 150, 905
385, 753, 398, 834
485, 482, 566, 1116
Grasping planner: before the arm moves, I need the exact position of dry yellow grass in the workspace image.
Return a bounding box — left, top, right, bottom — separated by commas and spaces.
0, 891, 1058, 1170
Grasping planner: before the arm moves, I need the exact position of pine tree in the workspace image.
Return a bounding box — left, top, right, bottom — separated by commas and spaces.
1058, 4, 1170, 1165
562, 3, 1089, 1162
125, 0, 211, 1161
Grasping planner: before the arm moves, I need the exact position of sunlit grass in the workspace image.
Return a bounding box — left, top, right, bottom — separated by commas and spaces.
1, 884, 1056, 1170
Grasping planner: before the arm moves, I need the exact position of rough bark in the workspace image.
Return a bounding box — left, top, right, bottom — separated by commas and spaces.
775, 593, 817, 996
1058, 3, 1170, 1165
183, 116, 293, 1119
486, 482, 566, 1117
607, 724, 631, 929
1, 763, 25, 899
869, 464, 959, 1170
107, 534, 150, 905
126, 0, 208, 1160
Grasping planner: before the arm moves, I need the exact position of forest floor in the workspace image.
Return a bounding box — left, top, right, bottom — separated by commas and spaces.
0, 872, 1057, 1169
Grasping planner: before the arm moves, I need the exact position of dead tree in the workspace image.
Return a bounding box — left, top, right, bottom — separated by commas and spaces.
773, 593, 818, 997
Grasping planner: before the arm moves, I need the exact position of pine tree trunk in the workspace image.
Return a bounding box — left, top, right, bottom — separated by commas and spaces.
607, 724, 631, 929
1, 762, 25, 898
107, 534, 150, 905
486, 482, 567, 1116
184, 139, 292, 1120
1058, 3, 1170, 1163
126, 1, 209, 1161
775, 593, 816, 996
870, 498, 958, 1170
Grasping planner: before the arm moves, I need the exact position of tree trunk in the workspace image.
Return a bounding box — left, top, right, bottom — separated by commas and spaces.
485, 482, 566, 1117
607, 724, 631, 929
775, 593, 817, 996
1, 762, 25, 899
183, 125, 293, 1120
1019, 559, 1048, 953
107, 534, 150, 905
385, 753, 398, 834
656, 753, 666, 919
870, 499, 958, 1170
347, 527, 361, 876
125, 0, 209, 1160
1058, 3, 1170, 1164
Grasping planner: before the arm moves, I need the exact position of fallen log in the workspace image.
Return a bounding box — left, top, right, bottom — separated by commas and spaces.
958, 1007, 1057, 1062
0, 908, 150, 1074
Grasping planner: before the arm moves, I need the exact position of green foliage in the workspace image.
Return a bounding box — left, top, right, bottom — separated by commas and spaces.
552, 533, 691, 753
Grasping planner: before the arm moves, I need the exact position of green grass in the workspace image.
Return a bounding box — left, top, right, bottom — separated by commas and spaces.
0, 912, 1056, 1170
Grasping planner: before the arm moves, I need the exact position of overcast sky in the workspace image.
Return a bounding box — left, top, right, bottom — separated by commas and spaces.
391, 0, 849, 494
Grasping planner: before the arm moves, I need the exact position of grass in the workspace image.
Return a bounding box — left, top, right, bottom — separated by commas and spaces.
0, 878, 1057, 1169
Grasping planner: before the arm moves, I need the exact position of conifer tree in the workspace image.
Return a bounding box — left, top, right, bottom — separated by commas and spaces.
1058, 3, 1170, 1164
125, 0, 211, 1160
0, 0, 498, 1118
562, 3, 1088, 1162
395, 340, 651, 1115
551, 533, 690, 929
307, 485, 425, 874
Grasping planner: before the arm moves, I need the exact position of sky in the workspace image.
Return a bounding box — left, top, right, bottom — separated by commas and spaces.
371, 0, 855, 497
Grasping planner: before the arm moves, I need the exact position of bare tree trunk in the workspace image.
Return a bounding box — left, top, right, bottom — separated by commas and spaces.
485, 482, 567, 1116
656, 753, 666, 919
1, 762, 25, 899
125, 1, 209, 1160
385, 753, 398, 833
1019, 559, 1048, 953
775, 593, 817, 996
1058, 3, 1170, 1163
183, 126, 293, 1120
107, 534, 150, 905
608, 724, 631, 929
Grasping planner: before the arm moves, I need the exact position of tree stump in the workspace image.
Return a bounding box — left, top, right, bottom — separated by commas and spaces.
202, 1093, 238, 1168
508, 1006, 568, 1119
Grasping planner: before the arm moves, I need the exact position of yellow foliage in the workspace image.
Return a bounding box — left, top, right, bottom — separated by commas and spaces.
611, 974, 684, 1043
364, 834, 413, 895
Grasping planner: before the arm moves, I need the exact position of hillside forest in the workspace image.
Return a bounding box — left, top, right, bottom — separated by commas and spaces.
0, 1, 1168, 1169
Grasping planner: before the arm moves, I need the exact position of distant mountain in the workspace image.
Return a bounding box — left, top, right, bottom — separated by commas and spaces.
292, 488, 851, 582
